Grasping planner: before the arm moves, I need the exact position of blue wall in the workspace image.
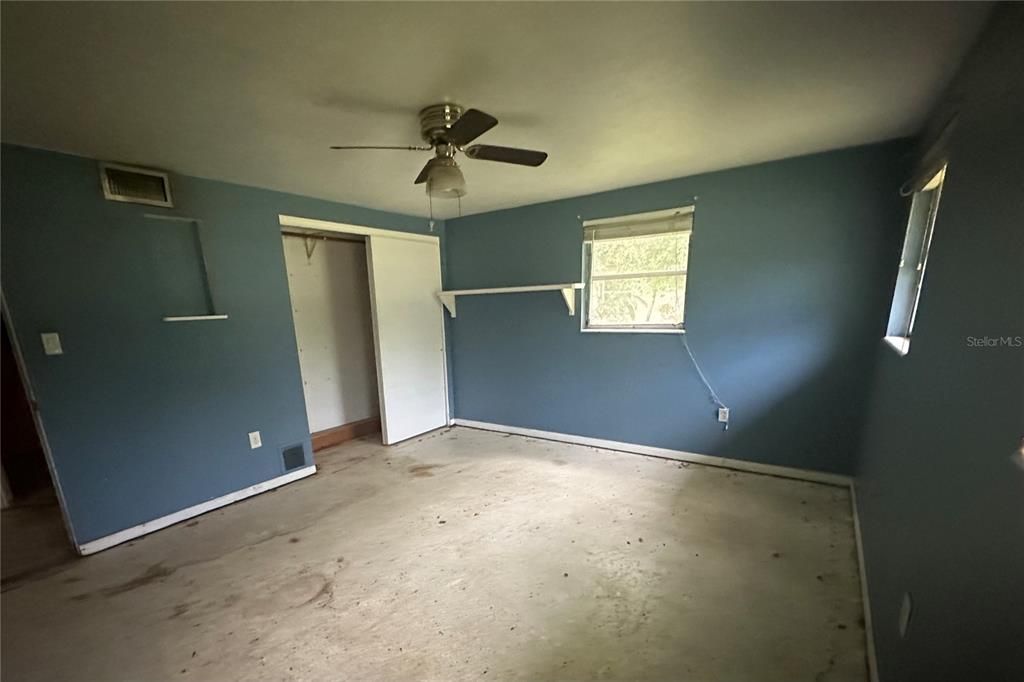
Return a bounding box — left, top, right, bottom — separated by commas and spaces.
1, 144, 438, 545
855, 7, 1024, 680
445, 142, 907, 475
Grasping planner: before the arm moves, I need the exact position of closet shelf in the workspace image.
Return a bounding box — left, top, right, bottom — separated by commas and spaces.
437, 283, 584, 318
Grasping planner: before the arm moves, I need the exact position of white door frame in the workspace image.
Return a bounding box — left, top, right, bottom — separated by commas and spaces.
278, 215, 451, 431
0, 293, 79, 549
279, 215, 439, 245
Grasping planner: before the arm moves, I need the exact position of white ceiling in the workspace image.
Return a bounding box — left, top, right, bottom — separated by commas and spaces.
1, 2, 990, 219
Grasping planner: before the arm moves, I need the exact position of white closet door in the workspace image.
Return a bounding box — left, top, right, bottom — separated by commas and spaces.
366, 234, 448, 444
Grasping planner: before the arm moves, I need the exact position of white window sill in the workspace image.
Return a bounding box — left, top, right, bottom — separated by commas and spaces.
883, 335, 911, 356
582, 327, 686, 335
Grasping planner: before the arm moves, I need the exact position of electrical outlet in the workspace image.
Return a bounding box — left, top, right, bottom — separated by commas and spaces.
248, 431, 262, 449
717, 407, 730, 424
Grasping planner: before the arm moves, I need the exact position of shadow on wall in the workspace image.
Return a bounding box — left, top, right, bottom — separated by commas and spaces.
705, 331, 880, 474
324, 239, 378, 424
680, 291, 879, 471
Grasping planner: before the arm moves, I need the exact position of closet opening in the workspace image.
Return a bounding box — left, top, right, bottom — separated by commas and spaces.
283, 230, 382, 450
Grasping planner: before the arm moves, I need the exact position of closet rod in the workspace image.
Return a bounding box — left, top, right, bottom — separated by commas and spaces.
281, 230, 365, 244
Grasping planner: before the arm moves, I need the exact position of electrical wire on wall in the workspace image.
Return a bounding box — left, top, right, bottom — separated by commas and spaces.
659, 194, 728, 430
680, 334, 730, 430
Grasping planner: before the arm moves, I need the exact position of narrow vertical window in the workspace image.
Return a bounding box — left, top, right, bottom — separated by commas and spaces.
884, 166, 946, 355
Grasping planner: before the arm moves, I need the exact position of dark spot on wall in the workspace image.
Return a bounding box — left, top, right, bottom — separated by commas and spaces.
289, 537, 300, 543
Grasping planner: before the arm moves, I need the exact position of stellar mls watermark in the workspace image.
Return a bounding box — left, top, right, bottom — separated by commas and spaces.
965, 335, 1023, 348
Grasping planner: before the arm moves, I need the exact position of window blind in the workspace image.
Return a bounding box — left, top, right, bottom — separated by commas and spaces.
583, 206, 694, 241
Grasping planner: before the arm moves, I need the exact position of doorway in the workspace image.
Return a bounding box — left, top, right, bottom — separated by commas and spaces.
280, 215, 449, 447
1, 315, 75, 585
283, 231, 382, 449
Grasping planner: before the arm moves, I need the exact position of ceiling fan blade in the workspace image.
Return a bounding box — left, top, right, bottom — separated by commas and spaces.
414, 158, 437, 184
330, 145, 433, 151
464, 145, 548, 167
446, 109, 498, 146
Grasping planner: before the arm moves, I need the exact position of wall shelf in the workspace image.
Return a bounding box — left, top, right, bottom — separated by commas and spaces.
437, 283, 584, 318
162, 315, 229, 322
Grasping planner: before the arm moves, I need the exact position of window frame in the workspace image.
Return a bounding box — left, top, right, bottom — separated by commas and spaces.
883, 166, 946, 356
580, 206, 694, 334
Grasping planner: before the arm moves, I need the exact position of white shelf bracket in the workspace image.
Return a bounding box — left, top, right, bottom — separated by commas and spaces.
437, 282, 583, 319
560, 286, 576, 316
438, 293, 457, 318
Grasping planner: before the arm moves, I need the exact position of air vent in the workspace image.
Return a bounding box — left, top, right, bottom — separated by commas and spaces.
281, 444, 307, 472
99, 162, 173, 207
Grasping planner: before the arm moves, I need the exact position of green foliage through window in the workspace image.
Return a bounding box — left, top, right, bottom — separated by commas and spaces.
585, 230, 690, 329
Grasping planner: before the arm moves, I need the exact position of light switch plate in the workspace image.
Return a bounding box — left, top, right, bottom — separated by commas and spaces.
40, 332, 63, 356
248, 431, 262, 449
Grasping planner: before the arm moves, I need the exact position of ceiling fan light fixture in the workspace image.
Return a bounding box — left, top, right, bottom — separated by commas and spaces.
425, 158, 467, 199
329, 104, 547, 199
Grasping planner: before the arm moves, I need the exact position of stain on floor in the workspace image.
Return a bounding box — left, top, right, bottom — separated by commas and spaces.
1, 428, 867, 682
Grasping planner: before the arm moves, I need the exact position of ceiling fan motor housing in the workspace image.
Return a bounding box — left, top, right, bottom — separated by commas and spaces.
419, 103, 465, 145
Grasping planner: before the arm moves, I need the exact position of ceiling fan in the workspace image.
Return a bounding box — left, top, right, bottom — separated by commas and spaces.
330, 103, 547, 199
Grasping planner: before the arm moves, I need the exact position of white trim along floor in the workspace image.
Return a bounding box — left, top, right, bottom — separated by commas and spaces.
77, 466, 317, 555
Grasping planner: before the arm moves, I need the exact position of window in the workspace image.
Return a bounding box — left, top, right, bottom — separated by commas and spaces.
582, 206, 693, 332
884, 166, 946, 355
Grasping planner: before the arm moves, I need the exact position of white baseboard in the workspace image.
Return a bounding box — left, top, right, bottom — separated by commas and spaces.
452, 419, 851, 487
77, 465, 317, 556
850, 484, 880, 682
